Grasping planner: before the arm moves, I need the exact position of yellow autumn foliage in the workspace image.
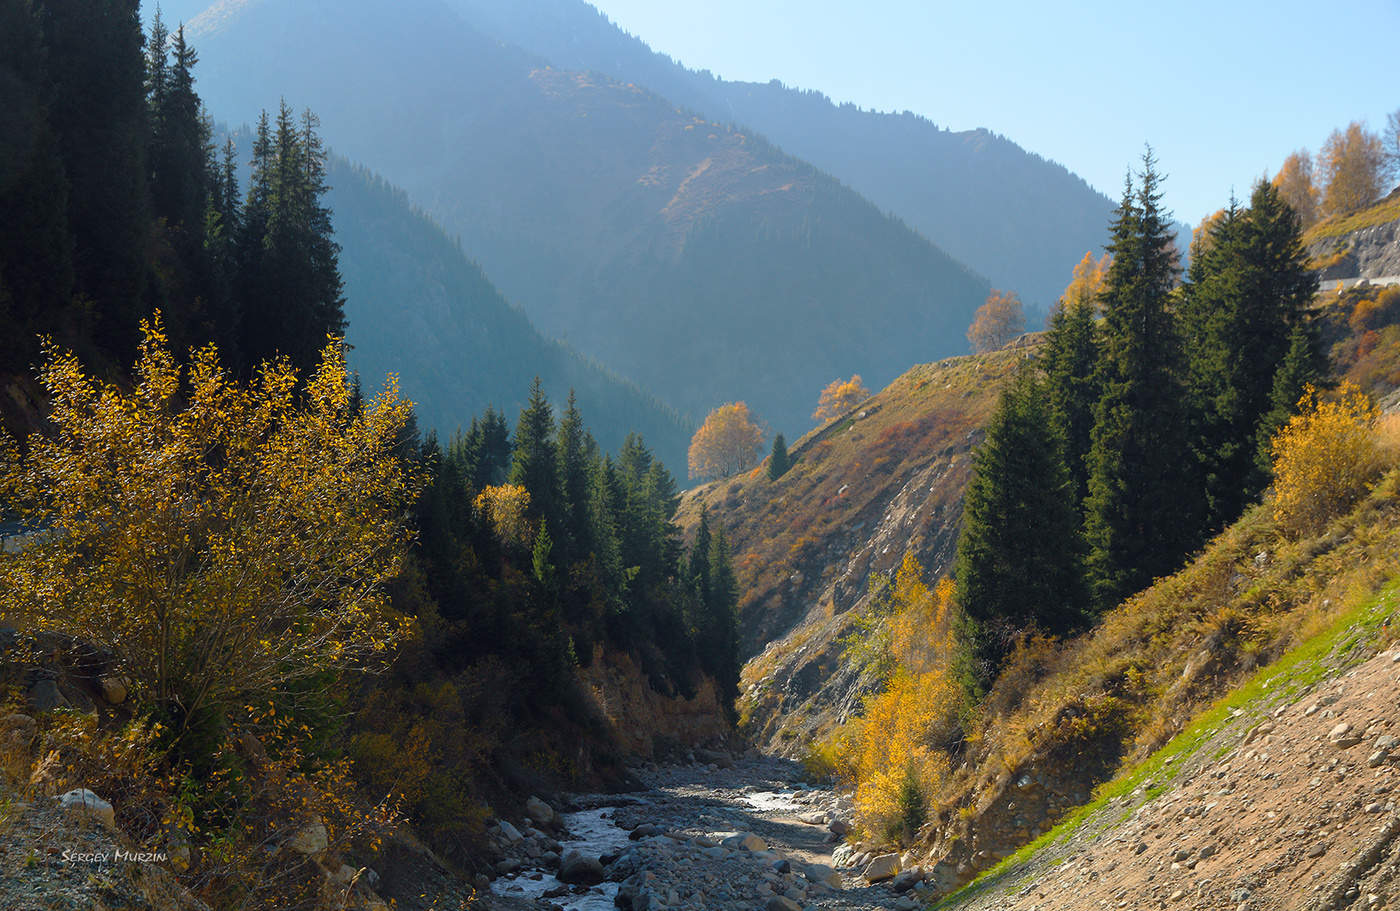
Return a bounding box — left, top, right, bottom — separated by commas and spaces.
826, 552, 962, 840
813, 374, 872, 424
475, 483, 533, 548
1270, 383, 1387, 536
0, 316, 423, 732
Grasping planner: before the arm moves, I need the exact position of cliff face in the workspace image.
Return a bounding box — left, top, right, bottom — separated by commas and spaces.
1308, 192, 1400, 285
575, 650, 733, 759
679, 341, 1035, 753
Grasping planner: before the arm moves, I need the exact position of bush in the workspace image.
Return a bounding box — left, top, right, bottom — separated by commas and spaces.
0, 317, 422, 751
1270, 383, 1385, 536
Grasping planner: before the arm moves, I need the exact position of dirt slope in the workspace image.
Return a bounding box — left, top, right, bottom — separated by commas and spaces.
944, 640, 1400, 911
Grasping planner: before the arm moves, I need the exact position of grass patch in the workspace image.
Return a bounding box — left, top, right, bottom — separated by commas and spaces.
934, 577, 1400, 909
1303, 192, 1400, 243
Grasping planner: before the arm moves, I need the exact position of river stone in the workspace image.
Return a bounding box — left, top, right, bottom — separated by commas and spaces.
59, 788, 115, 827
558, 850, 605, 885
890, 869, 923, 893
765, 897, 801, 911
805, 862, 841, 888
496, 819, 524, 842
720, 832, 767, 852
864, 853, 901, 883
828, 817, 851, 836
526, 795, 556, 827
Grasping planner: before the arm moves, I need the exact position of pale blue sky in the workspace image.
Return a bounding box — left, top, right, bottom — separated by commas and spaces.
587, 0, 1399, 226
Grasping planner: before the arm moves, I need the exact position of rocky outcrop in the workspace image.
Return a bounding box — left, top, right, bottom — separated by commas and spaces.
1308, 205, 1400, 284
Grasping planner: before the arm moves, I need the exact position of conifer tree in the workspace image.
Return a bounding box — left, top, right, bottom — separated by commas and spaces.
1084, 154, 1200, 611
511, 378, 560, 531
705, 524, 742, 712
1181, 180, 1316, 529
40, 0, 150, 355
688, 507, 712, 606
955, 368, 1087, 686
768, 433, 791, 480
1255, 322, 1324, 473
556, 390, 594, 566
0, 0, 74, 362
1042, 294, 1100, 508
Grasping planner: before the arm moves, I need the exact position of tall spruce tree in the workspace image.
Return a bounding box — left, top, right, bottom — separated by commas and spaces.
236, 102, 345, 373
510, 378, 560, 531
1181, 180, 1317, 530
1084, 154, 1201, 611
1042, 295, 1100, 510
556, 390, 594, 567
954, 367, 1087, 686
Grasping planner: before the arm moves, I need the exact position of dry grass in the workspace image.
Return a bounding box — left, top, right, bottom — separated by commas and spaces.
930, 454, 1400, 843
1303, 190, 1400, 243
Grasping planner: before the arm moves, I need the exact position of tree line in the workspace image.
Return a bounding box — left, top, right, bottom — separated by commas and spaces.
956, 151, 1320, 686
0, 1, 342, 377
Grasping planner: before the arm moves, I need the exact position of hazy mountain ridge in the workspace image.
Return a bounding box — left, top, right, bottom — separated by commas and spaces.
183, 0, 989, 438
445, 0, 1120, 310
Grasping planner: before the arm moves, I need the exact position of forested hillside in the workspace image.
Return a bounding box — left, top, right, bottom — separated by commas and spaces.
0, 6, 740, 908
325, 156, 692, 468
183, 0, 990, 434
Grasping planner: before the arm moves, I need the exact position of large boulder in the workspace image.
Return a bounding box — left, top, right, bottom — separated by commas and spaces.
28, 678, 68, 713
863, 853, 901, 883
59, 788, 115, 827
805, 862, 842, 888
495, 819, 523, 843
525, 795, 556, 828
558, 850, 605, 885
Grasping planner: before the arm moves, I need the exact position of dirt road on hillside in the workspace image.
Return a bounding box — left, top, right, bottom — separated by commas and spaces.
947, 646, 1400, 911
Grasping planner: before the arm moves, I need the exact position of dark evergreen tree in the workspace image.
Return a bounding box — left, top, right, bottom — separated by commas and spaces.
39, 0, 149, 355
510, 378, 560, 530
1181, 180, 1317, 530
236, 103, 345, 372
704, 524, 742, 713
556, 390, 594, 566
1255, 322, 1325, 472
1084, 153, 1200, 612
768, 433, 791, 480
688, 507, 712, 607
1041, 296, 1100, 509
0, 0, 74, 363
954, 368, 1088, 686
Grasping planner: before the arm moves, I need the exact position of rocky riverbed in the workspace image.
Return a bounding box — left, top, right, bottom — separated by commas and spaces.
485, 755, 935, 911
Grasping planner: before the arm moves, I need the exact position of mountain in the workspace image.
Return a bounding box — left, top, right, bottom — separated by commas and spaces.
442, 0, 1119, 312
324, 154, 692, 466
182, 0, 989, 440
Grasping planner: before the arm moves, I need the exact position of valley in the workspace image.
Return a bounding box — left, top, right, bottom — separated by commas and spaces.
2, 2, 1400, 910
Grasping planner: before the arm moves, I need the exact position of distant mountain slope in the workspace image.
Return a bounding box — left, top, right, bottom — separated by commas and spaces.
447, 0, 1118, 310
326, 156, 692, 468
185, 0, 989, 438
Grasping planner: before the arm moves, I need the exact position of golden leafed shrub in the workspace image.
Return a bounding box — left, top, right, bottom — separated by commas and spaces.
0, 315, 422, 733
813, 374, 872, 424
967, 289, 1026, 354
474, 483, 533, 548
1270, 382, 1386, 536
